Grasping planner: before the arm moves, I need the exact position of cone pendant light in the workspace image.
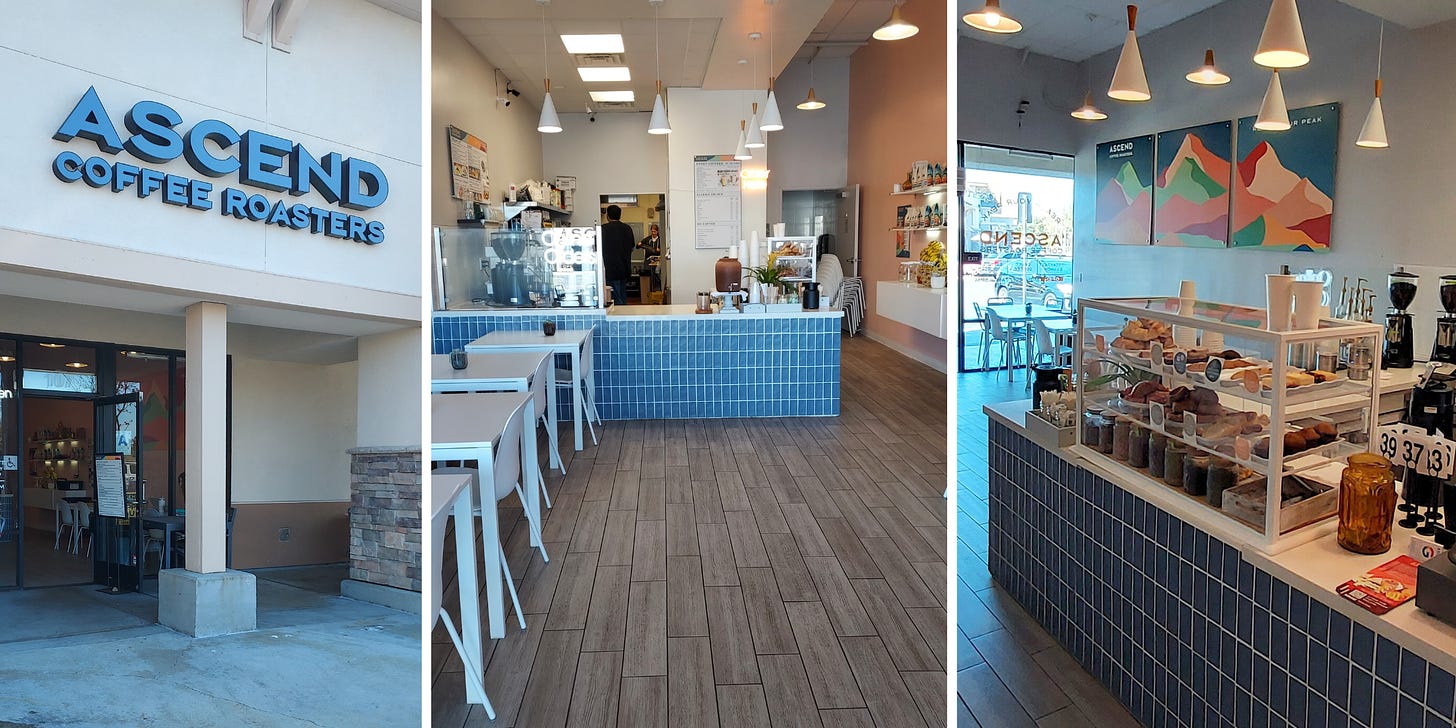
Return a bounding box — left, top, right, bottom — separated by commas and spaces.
1356, 21, 1387, 148
1070, 91, 1108, 121
1186, 49, 1231, 85
536, 1, 561, 134
1254, 71, 1291, 131
1254, 0, 1309, 69
647, 0, 670, 134
963, 0, 1023, 34
1108, 5, 1151, 102
797, 47, 826, 110
872, 1, 918, 41
746, 103, 766, 148
734, 120, 752, 160
760, 2, 784, 132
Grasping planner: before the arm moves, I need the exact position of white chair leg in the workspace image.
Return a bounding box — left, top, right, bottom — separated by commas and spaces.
440, 614, 497, 721
514, 484, 550, 563
537, 467, 553, 510
541, 415, 565, 476
498, 542, 527, 631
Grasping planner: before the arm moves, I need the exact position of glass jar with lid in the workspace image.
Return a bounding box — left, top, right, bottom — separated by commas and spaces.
1337, 453, 1397, 554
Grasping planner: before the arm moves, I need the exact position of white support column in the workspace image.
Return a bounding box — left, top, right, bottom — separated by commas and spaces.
184, 302, 228, 574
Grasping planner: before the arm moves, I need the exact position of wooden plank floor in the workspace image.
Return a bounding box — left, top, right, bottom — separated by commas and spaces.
433, 335, 948, 727
955, 371, 1140, 728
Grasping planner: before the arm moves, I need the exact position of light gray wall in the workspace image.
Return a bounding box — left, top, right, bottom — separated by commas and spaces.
962, 0, 1456, 312
767, 56, 852, 224
1068, 0, 1456, 309
542, 111, 669, 227
958, 36, 1084, 156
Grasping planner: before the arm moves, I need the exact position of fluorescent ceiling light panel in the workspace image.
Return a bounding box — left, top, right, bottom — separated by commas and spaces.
577, 67, 631, 82
589, 90, 636, 103
561, 34, 624, 54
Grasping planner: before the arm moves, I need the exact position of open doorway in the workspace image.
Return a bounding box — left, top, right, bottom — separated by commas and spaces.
599, 193, 668, 305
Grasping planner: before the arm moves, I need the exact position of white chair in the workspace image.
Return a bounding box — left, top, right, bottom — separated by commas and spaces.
1032, 319, 1074, 367
54, 493, 75, 551
817, 254, 844, 308
983, 307, 1026, 379
73, 502, 93, 557
969, 302, 992, 370
431, 483, 498, 721
531, 353, 563, 494
430, 475, 527, 626
555, 329, 601, 445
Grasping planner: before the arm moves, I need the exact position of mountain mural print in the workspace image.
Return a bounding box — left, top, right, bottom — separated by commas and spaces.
1095, 135, 1154, 245
1233, 103, 1340, 252
1154, 121, 1232, 248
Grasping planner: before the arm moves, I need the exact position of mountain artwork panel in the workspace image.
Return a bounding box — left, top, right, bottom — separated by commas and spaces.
1154, 121, 1232, 248
1095, 135, 1154, 246
1233, 103, 1340, 252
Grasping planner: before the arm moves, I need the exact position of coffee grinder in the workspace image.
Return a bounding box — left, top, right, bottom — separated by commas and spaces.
1432, 275, 1456, 364
489, 229, 536, 307
1383, 268, 1418, 369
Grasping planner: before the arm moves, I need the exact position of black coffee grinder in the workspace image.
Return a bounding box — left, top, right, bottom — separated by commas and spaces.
1433, 275, 1456, 364
1384, 269, 1418, 369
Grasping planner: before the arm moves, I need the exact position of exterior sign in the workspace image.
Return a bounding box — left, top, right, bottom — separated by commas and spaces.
50, 87, 390, 245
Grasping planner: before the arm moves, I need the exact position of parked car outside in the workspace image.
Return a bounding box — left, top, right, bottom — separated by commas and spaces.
994, 256, 1073, 309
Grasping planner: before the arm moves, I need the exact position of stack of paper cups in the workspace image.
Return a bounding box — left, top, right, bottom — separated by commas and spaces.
1267, 274, 1295, 332
1178, 280, 1197, 300
1201, 330, 1225, 352
1292, 280, 1323, 330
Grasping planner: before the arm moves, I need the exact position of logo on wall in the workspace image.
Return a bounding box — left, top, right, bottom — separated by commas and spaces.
50, 87, 389, 245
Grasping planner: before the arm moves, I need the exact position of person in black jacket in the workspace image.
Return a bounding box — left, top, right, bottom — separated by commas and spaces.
601, 204, 634, 305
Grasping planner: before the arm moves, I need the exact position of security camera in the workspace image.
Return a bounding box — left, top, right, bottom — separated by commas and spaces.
589, 113, 597, 123
506, 83, 521, 98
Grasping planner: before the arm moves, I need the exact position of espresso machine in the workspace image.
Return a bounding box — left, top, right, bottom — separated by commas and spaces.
1383, 269, 1418, 369
1433, 275, 1456, 363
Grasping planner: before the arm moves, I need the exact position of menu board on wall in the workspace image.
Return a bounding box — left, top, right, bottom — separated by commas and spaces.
95, 456, 125, 518
693, 155, 742, 250
447, 126, 490, 203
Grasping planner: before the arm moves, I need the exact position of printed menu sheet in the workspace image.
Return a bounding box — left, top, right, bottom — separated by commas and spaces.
1336, 555, 1421, 615
447, 126, 490, 202
96, 456, 125, 518
693, 155, 741, 250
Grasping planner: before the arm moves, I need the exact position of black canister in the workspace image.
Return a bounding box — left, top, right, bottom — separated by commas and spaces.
449, 349, 468, 370
802, 281, 821, 310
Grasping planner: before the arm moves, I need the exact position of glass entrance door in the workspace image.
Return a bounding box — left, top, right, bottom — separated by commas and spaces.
0, 341, 17, 588
92, 394, 142, 593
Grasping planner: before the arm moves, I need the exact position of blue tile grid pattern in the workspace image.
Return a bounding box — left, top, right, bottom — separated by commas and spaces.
433, 312, 840, 420
986, 420, 1456, 728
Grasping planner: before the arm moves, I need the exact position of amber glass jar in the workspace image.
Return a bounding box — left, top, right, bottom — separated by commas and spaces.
1337, 453, 1397, 555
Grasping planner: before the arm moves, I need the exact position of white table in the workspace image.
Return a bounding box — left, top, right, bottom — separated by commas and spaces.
430, 472, 486, 706
431, 351, 558, 471
988, 303, 1073, 389
465, 328, 594, 452
431, 391, 538, 639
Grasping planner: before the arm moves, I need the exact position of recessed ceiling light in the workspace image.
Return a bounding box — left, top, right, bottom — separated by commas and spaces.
39, 343, 65, 348
589, 90, 636, 103
0, 355, 14, 362
64, 362, 88, 369
561, 34, 624, 54
577, 67, 631, 83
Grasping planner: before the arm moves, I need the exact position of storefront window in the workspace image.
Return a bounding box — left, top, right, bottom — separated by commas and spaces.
959, 143, 1075, 371
21, 341, 97, 394
115, 350, 173, 515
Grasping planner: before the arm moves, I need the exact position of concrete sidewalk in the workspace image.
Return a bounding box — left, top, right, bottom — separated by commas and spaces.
0, 566, 420, 727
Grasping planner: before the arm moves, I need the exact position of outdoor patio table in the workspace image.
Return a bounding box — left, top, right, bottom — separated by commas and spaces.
988, 303, 1071, 390
141, 515, 185, 570
430, 351, 558, 471
430, 391, 537, 639
430, 471, 489, 709
464, 327, 594, 452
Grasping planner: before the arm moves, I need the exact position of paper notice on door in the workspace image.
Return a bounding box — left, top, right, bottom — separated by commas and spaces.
96, 456, 125, 518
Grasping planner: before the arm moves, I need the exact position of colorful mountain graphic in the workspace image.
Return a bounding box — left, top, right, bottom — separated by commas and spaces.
1232, 141, 1333, 251
1095, 160, 1152, 245
1154, 125, 1231, 248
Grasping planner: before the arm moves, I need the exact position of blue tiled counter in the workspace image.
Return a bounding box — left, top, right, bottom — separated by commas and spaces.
432, 305, 842, 419
982, 400, 1456, 728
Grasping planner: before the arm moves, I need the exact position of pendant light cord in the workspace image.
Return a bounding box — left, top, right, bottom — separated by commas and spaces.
541, 3, 548, 82
655, 1, 661, 86
1377, 20, 1384, 77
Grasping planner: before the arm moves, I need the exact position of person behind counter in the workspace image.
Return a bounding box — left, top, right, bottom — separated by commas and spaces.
602, 204, 634, 306
637, 224, 662, 257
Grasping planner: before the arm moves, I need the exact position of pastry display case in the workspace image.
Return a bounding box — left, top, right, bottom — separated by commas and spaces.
1074, 296, 1385, 552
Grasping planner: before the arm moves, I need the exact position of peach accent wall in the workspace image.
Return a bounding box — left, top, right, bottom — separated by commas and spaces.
847, 0, 948, 368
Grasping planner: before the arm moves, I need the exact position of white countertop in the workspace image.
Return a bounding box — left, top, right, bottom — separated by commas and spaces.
606, 303, 843, 320
878, 280, 948, 296
981, 396, 1456, 677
